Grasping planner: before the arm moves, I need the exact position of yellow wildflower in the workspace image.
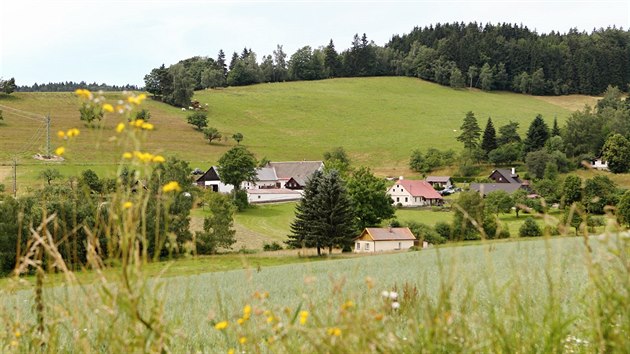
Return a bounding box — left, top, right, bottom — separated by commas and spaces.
57, 130, 66, 139
342, 300, 355, 310
299, 310, 309, 325
237, 318, 245, 325
127, 94, 147, 105
10, 340, 18, 346
123, 202, 133, 209
152, 155, 165, 163
74, 88, 92, 100
266, 316, 274, 324
14, 330, 21, 338
227, 349, 235, 354
122, 152, 133, 159
116, 123, 126, 133
214, 321, 228, 330
55, 146, 65, 156
162, 181, 181, 193
133, 119, 144, 128
141, 122, 154, 130
327, 327, 342, 337
243, 304, 252, 318
239, 337, 247, 344
102, 103, 114, 113
67, 128, 80, 138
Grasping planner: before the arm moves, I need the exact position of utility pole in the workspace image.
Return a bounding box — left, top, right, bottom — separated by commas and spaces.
13, 156, 17, 198
45, 113, 51, 158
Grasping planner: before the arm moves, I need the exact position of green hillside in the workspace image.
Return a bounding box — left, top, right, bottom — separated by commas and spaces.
0, 77, 595, 188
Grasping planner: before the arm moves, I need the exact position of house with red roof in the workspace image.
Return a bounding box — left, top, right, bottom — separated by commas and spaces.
387, 177, 443, 207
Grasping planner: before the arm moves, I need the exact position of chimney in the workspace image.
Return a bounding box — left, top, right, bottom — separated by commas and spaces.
399, 176, 404, 181
511, 167, 516, 175
388, 225, 393, 233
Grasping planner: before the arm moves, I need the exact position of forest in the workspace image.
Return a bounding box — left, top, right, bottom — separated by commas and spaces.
143, 22, 629, 107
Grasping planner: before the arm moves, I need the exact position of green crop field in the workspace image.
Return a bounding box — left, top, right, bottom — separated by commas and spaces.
3, 234, 626, 352
0, 77, 595, 190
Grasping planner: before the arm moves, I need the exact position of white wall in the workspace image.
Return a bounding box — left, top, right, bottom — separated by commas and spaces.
247, 191, 303, 203
354, 240, 414, 253
204, 180, 234, 193
388, 186, 429, 207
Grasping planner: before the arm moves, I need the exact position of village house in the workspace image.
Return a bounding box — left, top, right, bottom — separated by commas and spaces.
387, 177, 443, 207
426, 176, 453, 189
195, 161, 324, 203
354, 227, 416, 253
469, 168, 530, 197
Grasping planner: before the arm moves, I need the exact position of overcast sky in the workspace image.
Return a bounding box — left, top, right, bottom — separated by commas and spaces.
1, 0, 628, 86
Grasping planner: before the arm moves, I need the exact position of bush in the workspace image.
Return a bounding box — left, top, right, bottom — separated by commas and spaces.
434, 222, 451, 239
187, 111, 208, 131
263, 242, 283, 251
405, 221, 446, 245
519, 217, 542, 237
232, 189, 249, 211
133, 109, 151, 121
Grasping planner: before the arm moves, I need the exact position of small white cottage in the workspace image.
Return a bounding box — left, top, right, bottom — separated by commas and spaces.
354, 227, 416, 253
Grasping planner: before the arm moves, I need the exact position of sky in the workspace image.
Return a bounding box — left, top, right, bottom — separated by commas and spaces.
1, 0, 629, 87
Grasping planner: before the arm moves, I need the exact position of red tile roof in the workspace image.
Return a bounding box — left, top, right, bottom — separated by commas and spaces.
396, 179, 443, 199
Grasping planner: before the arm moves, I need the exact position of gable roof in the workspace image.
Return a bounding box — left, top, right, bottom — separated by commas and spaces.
491, 169, 521, 184
268, 161, 324, 185
357, 227, 416, 241
394, 179, 443, 199
196, 166, 220, 183
426, 176, 452, 183
469, 183, 522, 196
255, 167, 278, 181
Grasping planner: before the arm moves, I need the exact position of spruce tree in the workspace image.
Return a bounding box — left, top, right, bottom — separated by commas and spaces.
312, 170, 356, 254
523, 114, 550, 153
457, 111, 482, 151
481, 117, 498, 156
287, 170, 323, 250
551, 116, 561, 136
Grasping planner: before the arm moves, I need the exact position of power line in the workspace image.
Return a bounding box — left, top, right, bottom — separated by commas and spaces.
0, 104, 47, 122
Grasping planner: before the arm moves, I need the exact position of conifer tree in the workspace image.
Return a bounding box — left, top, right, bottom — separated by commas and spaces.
287, 170, 323, 250
457, 111, 482, 151
481, 117, 498, 156
523, 114, 550, 153
551, 116, 561, 136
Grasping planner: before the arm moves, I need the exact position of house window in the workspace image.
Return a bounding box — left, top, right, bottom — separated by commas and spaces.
355, 242, 360, 250
365, 243, 370, 251
405, 197, 408, 202
398, 242, 401, 249
396, 197, 400, 202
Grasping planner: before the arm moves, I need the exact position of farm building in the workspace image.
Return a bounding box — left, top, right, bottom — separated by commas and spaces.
196, 161, 324, 202
387, 177, 443, 207
426, 176, 453, 189
354, 227, 416, 253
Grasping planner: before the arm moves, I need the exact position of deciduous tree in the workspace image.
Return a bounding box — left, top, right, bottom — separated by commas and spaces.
217, 146, 257, 191
346, 167, 395, 230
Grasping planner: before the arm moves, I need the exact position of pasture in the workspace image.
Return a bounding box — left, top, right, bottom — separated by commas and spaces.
0, 77, 594, 192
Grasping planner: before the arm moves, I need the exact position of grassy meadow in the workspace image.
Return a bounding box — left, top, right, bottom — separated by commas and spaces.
0, 77, 595, 190
2, 233, 628, 352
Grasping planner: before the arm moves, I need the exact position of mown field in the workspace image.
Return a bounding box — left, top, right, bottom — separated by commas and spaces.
0, 77, 595, 188
2, 234, 627, 352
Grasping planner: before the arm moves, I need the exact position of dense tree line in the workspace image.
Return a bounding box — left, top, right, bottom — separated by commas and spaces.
17, 81, 139, 92
145, 22, 629, 107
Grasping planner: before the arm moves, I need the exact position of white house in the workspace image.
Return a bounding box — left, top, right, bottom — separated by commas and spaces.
354, 227, 416, 253
195, 166, 233, 193
387, 178, 443, 207
591, 158, 609, 171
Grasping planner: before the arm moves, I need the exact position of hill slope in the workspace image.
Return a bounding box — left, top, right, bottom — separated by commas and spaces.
0, 77, 595, 183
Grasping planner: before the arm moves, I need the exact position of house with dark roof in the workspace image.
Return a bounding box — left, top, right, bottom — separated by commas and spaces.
470, 168, 529, 196
387, 177, 443, 207
354, 227, 416, 253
